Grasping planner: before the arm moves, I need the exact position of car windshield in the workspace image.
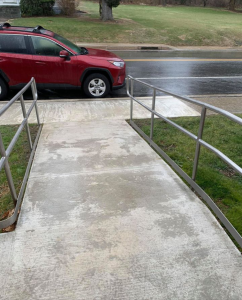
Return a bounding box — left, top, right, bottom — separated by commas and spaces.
54, 34, 87, 55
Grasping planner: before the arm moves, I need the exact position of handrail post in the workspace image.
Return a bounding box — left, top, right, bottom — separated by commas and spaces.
130, 78, 134, 123
0, 133, 17, 205
192, 107, 207, 181
31, 79, 40, 126
150, 89, 156, 143
20, 95, 33, 150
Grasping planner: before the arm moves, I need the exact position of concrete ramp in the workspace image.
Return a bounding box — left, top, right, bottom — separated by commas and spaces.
1, 118, 242, 299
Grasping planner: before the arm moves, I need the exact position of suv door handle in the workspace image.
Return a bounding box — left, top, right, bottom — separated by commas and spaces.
36, 61, 46, 65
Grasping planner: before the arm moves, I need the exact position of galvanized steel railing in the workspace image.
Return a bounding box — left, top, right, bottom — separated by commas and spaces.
127, 75, 242, 248
0, 78, 42, 229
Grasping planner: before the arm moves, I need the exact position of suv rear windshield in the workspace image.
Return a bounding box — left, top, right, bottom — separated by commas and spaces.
54, 34, 87, 55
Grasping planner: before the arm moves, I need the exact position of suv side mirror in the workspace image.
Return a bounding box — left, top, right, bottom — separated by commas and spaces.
59, 50, 69, 59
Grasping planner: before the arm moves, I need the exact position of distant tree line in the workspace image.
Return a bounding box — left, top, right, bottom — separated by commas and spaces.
120, 0, 241, 9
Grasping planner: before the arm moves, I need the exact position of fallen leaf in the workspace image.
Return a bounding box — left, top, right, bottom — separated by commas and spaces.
2, 224, 15, 232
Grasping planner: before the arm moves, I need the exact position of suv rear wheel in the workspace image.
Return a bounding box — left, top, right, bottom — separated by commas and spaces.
0, 78, 8, 100
83, 73, 110, 98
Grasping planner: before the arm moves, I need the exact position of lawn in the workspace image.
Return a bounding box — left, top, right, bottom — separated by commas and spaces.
134, 114, 242, 251
11, 1, 242, 46
0, 125, 39, 231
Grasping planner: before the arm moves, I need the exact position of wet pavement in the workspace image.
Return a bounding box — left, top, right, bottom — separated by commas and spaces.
4, 50, 242, 114
113, 50, 242, 100
119, 53, 242, 98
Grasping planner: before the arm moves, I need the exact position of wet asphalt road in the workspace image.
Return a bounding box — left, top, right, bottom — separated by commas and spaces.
10, 50, 242, 100
114, 50, 242, 98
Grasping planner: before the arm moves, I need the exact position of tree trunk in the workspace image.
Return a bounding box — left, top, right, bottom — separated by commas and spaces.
229, 0, 235, 10
159, 0, 166, 6
101, 0, 113, 21
203, 0, 207, 7
99, 0, 102, 17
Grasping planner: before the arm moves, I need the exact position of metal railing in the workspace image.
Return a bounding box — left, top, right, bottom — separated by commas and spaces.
127, 75, 242, 248
0, 78, 42, 229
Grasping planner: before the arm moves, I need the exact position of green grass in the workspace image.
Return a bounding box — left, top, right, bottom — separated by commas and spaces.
10, 1, 242, 46
0, 125, 39, 227
134, 114, 242, 251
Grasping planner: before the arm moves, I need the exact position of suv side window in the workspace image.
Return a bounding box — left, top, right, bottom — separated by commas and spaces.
0, 34, 28, 54
31, 36, 63, 56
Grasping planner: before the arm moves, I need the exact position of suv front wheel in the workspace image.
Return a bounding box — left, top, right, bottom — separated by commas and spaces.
83, 73, 110, 98
0, 78, 8, 100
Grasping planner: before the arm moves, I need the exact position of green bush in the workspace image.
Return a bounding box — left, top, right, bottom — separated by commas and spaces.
20, 0, 42, 16
20, 0, 54, 16
41, 0, 55, 16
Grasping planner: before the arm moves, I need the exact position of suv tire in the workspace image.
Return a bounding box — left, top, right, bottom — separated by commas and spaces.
0, 78, 8, 100
83, 73, 110, 98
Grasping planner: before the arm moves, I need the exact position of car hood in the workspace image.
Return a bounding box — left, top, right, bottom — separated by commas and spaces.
86, 48, 123, 61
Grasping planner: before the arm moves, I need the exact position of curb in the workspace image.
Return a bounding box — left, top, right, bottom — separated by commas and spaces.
76, 43, 242, 52
76, 43, 175, 51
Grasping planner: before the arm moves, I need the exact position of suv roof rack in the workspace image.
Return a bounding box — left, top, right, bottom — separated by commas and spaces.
0, 23, 11, 30
0, 23, 51, 36
33, 25, 45, 33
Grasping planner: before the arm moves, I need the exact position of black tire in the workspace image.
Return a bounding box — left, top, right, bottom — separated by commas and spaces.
0, 78, 8, 100
83, 73, 110, 98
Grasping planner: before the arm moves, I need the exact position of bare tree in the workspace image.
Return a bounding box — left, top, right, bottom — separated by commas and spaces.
57, 0, 75, 15
159, 0, 166, 6
229, 0, 236, 10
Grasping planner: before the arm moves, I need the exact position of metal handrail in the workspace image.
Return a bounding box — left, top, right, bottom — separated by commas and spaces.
127, 75, 242, 248
0, 78, 42, 229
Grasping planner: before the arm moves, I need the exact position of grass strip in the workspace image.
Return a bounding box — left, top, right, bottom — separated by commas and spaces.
0, 124, 39, 231
11, 2, 242, 46
134, 114, 242, 252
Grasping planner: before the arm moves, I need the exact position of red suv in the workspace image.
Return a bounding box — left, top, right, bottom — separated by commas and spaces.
0, 23, 126, 100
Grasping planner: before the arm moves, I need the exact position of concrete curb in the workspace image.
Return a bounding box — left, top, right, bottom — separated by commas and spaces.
76, 42, 242, 52
76, 42, 174, 51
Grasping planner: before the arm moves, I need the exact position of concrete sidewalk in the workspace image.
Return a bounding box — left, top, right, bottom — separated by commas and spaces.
0, 99, 242, 299
0, 96, 199, 125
